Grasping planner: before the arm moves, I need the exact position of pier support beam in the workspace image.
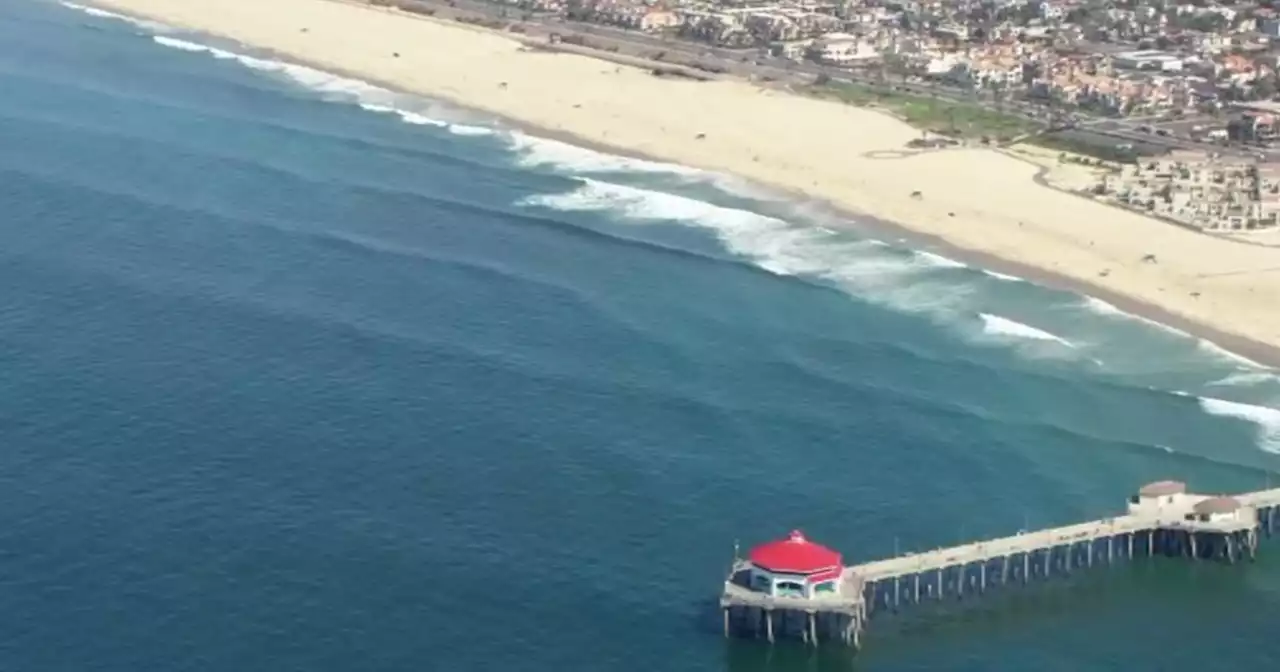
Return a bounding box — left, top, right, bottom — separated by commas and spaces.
809, 612, 817, 647
766, 610, 774, 643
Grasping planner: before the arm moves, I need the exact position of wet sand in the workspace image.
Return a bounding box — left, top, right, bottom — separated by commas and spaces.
86, 0, 1280, 366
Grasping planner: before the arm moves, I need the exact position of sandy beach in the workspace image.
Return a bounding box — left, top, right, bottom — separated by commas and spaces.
84, 0, 1280, 360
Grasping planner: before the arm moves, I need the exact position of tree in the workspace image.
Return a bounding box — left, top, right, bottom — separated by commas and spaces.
1253, 77, 1278, 101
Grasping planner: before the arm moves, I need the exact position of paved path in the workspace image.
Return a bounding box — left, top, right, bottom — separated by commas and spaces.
848, 487, 1280, 583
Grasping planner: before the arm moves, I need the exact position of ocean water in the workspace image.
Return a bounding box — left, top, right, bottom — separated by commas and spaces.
2, 2, 1279, 670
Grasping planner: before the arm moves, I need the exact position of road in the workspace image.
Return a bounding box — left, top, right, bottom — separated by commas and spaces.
397, 0, 1048, 114
394, 0, 1275, 159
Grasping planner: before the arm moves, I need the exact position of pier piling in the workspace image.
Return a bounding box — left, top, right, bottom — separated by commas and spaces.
721, 480, 1280, 651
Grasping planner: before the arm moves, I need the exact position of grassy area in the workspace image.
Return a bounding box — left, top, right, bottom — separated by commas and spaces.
810, 81, 1040, 141
1024, 131, 1148, 164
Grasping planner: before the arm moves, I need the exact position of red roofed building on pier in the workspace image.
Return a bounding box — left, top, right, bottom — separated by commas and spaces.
745, 530, 842, 598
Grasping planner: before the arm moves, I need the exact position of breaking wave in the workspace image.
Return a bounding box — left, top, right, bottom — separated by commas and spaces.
153, 36, 389, 98
1077, 296, 1273, 376
1196, 339, 1267, 370
139, 27, 1280, 458
150, 36, 497, 138
981, 269, 1024, 282
914, 250, 966, 269
507, 133, 702, 175
522, 178, 976, 316
1080, 296, 1125, 317
60, 2, 171, 31
978, 313, 1073, 347
1076, 294, 1192, 338
449, 123, 496, 137
1198, 396, 1280, 454
357, 102, 445, 127
1210, 371, 1280, 388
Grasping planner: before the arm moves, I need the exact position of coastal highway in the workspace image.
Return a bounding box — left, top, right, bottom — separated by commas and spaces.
393, 0, 1048, 114
388, 0, 1268, 158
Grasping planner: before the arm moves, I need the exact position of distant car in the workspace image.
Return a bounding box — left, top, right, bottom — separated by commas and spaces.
1155, 129, 1170, 137
1137, 125, 1153, 133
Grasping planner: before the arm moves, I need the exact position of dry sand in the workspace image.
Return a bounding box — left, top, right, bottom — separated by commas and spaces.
87, 0, 1280, 358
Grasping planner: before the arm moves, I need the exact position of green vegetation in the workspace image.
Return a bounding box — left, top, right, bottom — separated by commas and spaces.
1026, 133, 1142, 165
809, 81, 1040, 142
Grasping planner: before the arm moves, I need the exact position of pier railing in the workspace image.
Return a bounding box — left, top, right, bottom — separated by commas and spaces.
720, 483, 1280, 650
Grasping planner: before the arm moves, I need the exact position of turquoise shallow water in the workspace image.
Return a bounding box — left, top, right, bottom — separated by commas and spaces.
2, 2, 1280, 670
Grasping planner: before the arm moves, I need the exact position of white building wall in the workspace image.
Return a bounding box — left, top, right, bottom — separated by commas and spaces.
748, 567, 837, 598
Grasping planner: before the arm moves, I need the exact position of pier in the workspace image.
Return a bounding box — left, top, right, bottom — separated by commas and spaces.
720, 480, 1280, 649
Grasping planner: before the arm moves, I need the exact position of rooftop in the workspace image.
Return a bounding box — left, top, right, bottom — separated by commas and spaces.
748, 530, 842, 574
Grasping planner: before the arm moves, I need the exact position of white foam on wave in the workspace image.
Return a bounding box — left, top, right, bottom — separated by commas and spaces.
914, 250, 967, 269
1076, 294, 1196, 342
1210, 371, 1280, 387
1076, 295, 1271, 375
508, 133, 702, 176
153, 36, 390, 99
978, 313, 1073, 347
982, 269, 1024, 282
507, 132, 810, 205
1198, 396, 1280, 454
449, 124, 496, 137
522, 178, 975, 315
151, 37, 501, 137
61, 2, 170, 31
358, 102, 446, 127
1080, 296, 1125, 317
1196, 339, 1267, 370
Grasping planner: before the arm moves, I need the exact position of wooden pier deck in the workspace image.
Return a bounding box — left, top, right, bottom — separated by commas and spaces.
721, 482, 1280, 650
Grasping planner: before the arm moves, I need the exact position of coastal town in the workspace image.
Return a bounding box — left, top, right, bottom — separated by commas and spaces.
393, 0, 1280, 232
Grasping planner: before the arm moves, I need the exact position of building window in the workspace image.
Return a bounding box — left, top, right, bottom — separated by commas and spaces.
776, 581, 804, 596
814, 582, 836, 593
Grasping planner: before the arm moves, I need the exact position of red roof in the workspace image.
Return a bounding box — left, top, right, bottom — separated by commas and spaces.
747, 530, 842, 575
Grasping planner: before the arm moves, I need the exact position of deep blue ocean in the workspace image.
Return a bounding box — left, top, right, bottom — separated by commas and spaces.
3, 2, 1280, 670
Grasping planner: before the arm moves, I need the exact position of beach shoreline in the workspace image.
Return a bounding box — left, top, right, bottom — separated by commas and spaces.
78, 0, 1280, 368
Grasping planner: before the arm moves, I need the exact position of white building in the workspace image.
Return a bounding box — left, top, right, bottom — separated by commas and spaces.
811, 33, 878, 64
1128, 480, 1194, 515
745, 530, 843, 598
1113, 50, 1184, 73
1188, 497, 1247, 523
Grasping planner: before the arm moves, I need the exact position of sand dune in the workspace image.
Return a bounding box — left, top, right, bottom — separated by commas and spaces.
89, 0, 1280, 356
